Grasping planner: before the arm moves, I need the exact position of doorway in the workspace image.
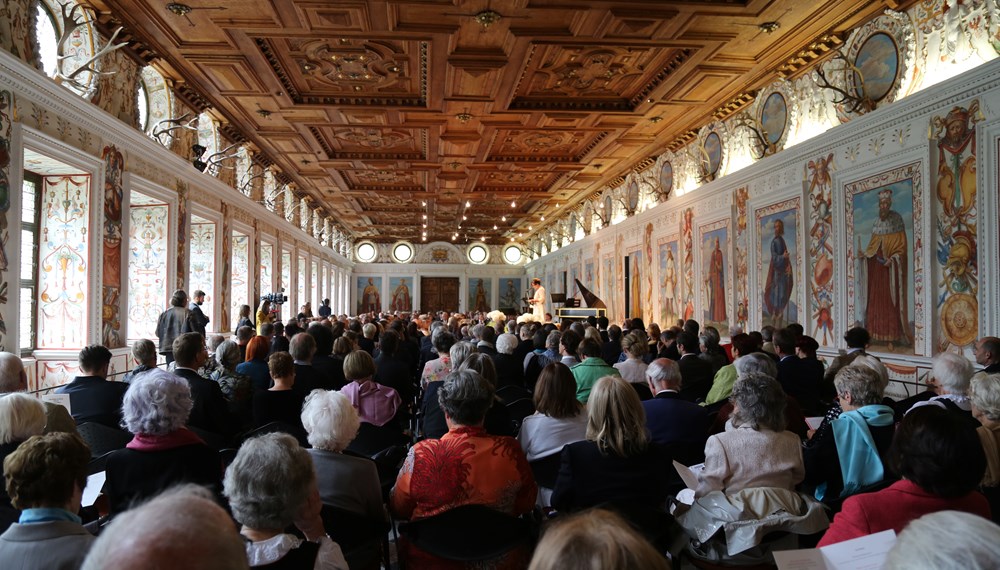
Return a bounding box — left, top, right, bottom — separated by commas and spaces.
420, 277, 460, 314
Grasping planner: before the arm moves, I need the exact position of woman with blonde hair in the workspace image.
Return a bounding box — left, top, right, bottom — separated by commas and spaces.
528, 508, 669, 570
551, 376, 670, 512
613, 332, 648, 384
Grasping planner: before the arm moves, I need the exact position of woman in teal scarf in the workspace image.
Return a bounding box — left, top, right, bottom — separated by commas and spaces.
803, 366, 895, 503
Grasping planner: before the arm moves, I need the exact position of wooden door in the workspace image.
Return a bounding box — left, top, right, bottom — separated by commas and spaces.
420, 277, 460, 314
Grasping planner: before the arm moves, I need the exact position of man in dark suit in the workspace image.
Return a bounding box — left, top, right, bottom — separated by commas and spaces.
55, 345, 127, 428
476, 325, 499, 361
171, 333, 232, 438
658, 328, 681, 361
643, 358, 709, 450
188, 290, 210, 337
774, 327, 822, 415
374, 330, 416, 403
676, 331, 713, 402
308, 323, 346, 390
289, 332, 329, 393
595, 316, 611, 343
602, 325, 623, 367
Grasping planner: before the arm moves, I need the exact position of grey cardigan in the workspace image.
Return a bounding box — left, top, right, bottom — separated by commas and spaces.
0, 520, 95, 570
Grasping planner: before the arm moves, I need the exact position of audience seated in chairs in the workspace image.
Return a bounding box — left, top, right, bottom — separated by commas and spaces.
819, 405, 991, 546
420, 328, 456, 390
528, 508, 670, 570
0, 394, 47, 532
290, 332, 330, 394
251, 352, 307, 442
570, 338, 621, 405
459, 353, 516, 437
225, 432, 348, 569
373, 330, 416, 403
172, 333, 234, 438
105, 369, 222, 516
236, 336, 272, 392
0, 352, 76, 435
340, 350, 402, 428
524, 330, 558, 393
82, 485, 247, 570
55, 345, 128, 429
884, 510, 1000, 570
517, 362, 588, 505
391, 368, 537, 569
697, 372, 804, 497
702, 333, 755, 407
642, 358, 708, 474
309, 323, 347, 391
552, 375, 671, 514
0, 432, 94, 568
803, 366, 895, 505
709, 352, 810, 438
970, 372, 1000, 521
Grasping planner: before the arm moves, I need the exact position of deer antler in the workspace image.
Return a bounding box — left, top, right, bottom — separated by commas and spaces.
733, 113, 774, 160
813, 52, 876, 115
57, 26, 129, 92
152, 113, 198, 144
204, 142, 242, 172
56, 3, 95, 61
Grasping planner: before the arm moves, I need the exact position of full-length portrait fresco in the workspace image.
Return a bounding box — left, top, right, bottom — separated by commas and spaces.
700, 220, 731, 336
357, 276, 381, 314
389, 276, 412, 312
756, 199, 800, 329
659, 238, 680, 326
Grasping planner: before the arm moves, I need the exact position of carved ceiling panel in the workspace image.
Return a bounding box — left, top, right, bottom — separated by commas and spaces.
95, 0, 912, 244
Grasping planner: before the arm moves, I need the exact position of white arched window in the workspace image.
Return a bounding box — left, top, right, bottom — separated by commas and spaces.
139, 65, 173, 139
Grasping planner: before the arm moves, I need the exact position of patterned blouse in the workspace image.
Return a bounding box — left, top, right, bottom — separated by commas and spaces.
391, 426, 537, 569
420, 355, 451, 389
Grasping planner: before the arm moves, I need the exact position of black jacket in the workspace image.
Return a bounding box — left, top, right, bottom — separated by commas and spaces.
551, 440, 671, 513
55, 376, 128, 429
173, 368, 234, 437
677, 354, 714, 403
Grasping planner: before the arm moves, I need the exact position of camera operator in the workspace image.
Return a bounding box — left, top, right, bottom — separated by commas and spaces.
255, 299, 274, 335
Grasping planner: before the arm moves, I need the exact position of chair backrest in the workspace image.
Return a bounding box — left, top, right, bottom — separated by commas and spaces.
496, 385, 532, 405
346, 422, 409, 457
399, 504, 530, 562
76, 422, 133, 457
239, 421, 305, 446
506, 398, 535, 434
528, 452, 562, 489
630, 382, 654, 401
188, 425, 229, 451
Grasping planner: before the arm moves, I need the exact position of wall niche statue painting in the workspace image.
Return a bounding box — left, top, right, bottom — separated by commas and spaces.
699, 219, 731, 336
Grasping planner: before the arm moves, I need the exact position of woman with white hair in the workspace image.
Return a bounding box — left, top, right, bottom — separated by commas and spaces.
302, 390, 385, 570
970, 373, 1000, 521
0, 394, 46, 532
494, 333, 525, 389
885, 510, 1000, 570
906, 352, 978, 427
105, 369, 221, 515
225, 432, 349, 569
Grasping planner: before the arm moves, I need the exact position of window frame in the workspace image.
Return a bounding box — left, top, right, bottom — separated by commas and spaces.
19, 171, 43, 356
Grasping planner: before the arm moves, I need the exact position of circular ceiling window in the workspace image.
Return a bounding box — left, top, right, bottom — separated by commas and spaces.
391, 241, 413, 263
503, 244, 522, 265
355, 241, 377, 263
467, 243, 489, 265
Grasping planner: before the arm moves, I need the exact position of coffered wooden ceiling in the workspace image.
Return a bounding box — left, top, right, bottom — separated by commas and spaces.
94, 0, 913, 244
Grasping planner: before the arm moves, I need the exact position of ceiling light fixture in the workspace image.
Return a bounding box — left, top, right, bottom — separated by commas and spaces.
166, 2, 193, 16
473, 9, 502, 29
650, 116, 663, 123
510, 200, 516, 208
456, 111, 473, 124
465, 200, 471, 208
501, 216, 506, 222
759, 21, 780, 33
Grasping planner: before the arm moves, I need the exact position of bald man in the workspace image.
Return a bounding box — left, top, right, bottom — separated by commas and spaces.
976, 336, 1000, 374
81, 485, 247, 570
0, 352, 76, 434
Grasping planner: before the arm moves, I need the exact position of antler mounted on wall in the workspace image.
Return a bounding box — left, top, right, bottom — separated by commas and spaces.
686, 143, 715, 184
151, 112, 198, 145
203, 142, 241, 174
733, 112, 777, 160
813, 52, 876, 115
55, 3, 128, 94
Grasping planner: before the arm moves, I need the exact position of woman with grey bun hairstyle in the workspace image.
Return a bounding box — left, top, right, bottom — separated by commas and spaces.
696, 372, 804, 497
225, 432, 348, 569
105, 368, 222, 515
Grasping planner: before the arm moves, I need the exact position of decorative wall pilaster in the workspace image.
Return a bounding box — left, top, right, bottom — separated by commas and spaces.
101, 145, 125, 347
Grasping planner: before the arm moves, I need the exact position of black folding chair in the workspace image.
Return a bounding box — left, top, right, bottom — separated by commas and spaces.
528, 452, 562, 490
77, 422, 132, 457
398, 504, 531, 566
320, 504, 391, 570
506, 398, 535, 434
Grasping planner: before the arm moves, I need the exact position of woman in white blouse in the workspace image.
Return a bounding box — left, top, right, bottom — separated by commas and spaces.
614, 332, 649, 384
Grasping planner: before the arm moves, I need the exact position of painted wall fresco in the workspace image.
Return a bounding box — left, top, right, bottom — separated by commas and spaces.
280, 250, 291, 318
932, 102, 981, 352
0, 89, 13, 350
357, 276, 381, 314
188, 220, 215, 325
756, 198, 801, 329
101, 145, 124, 347
127, 202, 168, 340
806, 154, 836, 345
658, 237, 680, 327
297, 254, 306, 312
38, 175, 90, 349
602, 255, 614, 319
644, 222, 654, 318
259, 241, 273, 295
846, 161, 923, 355
733, 187, 750, 330
175, 180, 188, 290
0, 0, 34, 65
311, 260, 318, 308
469, 277, 492, 313
218, 206, 231, 333
699, 219, 731, 336
627, 247, 642, 321
681, 208, 695, 321
91, 46, 140, 127
389, 276, 413, 312
231, 231, 249, 330
569, 264, 580, 300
